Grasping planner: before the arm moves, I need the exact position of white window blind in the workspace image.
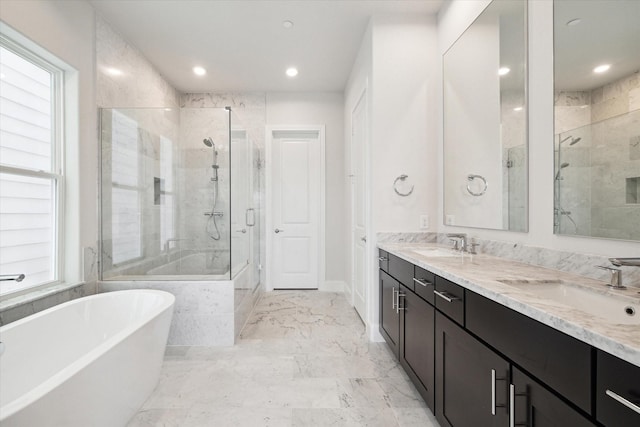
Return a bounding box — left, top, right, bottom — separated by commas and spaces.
0, 42, 61, 296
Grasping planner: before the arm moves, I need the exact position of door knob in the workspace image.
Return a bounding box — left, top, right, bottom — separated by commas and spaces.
236, 229, 247, 234
361, 236, 367, 242
274, 228, 284, 233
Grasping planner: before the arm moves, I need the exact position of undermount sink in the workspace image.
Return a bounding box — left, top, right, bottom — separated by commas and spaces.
498, 280, 639, 325
412, 248, 463, 258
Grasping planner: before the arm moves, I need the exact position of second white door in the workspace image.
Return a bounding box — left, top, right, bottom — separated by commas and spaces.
270, 129, 323, 289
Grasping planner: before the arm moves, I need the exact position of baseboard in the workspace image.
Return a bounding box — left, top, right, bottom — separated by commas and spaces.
369, 323, 385, 342
320, 280, 346, 292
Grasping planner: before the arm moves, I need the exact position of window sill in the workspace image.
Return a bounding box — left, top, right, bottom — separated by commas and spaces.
0, 281, 87, 312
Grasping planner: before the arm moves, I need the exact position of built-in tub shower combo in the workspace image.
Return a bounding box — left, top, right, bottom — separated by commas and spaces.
98, 107, 261, 346
554, 135, 582, 233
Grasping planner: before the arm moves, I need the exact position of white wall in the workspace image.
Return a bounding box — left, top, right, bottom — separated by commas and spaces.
344, 15, 438, 340
437, 0, 640, 257
371, 15, 438, 233
265, 92, 346, 285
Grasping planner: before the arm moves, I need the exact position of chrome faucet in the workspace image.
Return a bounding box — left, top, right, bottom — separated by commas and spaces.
446, 233, 467, 252
596, 265, 625, 289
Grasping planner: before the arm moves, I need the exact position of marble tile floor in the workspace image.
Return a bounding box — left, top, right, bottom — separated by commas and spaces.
128, 291, 441, 427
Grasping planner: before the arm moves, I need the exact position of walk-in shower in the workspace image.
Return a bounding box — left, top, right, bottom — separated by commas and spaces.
98, 106, 261, 345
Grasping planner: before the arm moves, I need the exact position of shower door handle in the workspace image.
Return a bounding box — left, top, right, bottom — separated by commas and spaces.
274, 228, 284, 234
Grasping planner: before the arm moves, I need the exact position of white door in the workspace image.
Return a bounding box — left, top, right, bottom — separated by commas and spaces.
270, 130, 322, 289
351, 91, 368, 320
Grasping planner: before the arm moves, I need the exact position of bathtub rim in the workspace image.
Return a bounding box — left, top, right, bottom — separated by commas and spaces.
0, 289, 175, 420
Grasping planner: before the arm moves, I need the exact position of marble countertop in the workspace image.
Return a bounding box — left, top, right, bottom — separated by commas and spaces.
378, 242, 640, 368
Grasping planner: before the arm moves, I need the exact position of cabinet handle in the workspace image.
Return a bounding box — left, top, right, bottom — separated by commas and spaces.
606, 389, 640, 415
491, 369, 506, 416
413, 277, 432, 287
434, 289, 461, 303
396, 292, 406, 314
509, 383, 529, 427
378, 256, 388, 261
392, 287, 397, 309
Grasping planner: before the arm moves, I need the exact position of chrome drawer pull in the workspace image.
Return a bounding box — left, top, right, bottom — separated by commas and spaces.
392, 287, 397, 309
413, 278, 432, 287
378, 256, 388, 261
491, 369, 506, 415
433, 289, 460, 302
606, 389, 640, 415
397, 292, 406, 313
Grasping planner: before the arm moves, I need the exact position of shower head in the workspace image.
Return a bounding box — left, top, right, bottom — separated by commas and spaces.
569, 137, 581, 146
555, 163, 570, 180
559, 135, 572, 144
203, 137, 215, 148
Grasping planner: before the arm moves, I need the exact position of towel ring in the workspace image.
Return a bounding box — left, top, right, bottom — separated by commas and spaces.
466, 174, 488, 196
394, 174, 414, 197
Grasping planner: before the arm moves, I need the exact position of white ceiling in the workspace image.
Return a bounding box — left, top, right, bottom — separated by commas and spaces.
90, 0, 444, 93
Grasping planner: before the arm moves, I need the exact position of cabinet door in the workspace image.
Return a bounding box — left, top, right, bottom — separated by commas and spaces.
402, 287, 435, 411
511, 367, 595, 427
379, 270, 399, 357
597, 350, 640, 426
435, 312, 509, 427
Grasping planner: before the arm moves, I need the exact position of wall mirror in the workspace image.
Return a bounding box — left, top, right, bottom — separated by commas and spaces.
443, 0, 528, 231
554, 0, 640, 241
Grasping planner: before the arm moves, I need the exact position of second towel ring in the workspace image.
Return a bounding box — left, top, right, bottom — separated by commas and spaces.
394, 174, 414, 197
466, 174, 488, 196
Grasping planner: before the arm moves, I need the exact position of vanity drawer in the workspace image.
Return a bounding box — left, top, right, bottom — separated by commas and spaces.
466, 291, 592, 414
434, 276, 464, 326
378, 250, 389, 272
389, 254, 414, 292
597, 350, 640, 426
413, 266, 435, 305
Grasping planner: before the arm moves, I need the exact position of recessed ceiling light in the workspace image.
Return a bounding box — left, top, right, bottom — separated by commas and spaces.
498, 67, 510, 76
282, 20, 294, 29
106, 67, 123, 76
286, 67, 298, 77
193, 66, 207, 76
513, 106, 523, 112
566, 18, 581, 26
593, 64, 610, 74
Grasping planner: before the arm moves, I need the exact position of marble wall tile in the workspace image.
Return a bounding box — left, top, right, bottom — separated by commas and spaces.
0, 282, 97, 326
96, 17, 179, 108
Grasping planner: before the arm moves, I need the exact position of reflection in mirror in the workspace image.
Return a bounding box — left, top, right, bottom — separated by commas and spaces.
443, 0, 527, 231
554, 0, 640, 241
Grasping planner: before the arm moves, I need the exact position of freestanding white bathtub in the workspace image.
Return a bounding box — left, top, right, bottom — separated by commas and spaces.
0, 290, 175, 426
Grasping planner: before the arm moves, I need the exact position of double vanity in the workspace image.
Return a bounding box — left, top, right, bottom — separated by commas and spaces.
378, 243, 640, 427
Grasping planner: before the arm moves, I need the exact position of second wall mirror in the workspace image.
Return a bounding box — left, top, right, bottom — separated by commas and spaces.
443, 0, 528, 232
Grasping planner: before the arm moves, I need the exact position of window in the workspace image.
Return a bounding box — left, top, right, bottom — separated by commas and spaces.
0, 37, 63, 296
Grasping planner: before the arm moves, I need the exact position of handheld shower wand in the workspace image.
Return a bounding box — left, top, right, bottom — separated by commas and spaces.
203, 138, 221, 240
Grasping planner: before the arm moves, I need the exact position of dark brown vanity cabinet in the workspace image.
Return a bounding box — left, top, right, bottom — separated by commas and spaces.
597, 350, 640, 426
401, 287, 435, 410
511, 367, 595, 427
379, 269, 400, 357
378, 249, 638, 426
435, 312, 509, 427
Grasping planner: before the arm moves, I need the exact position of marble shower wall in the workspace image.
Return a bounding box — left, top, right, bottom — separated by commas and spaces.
96, 16, 179, 109
554, 71, 640, 240
181, 93, 266, 289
